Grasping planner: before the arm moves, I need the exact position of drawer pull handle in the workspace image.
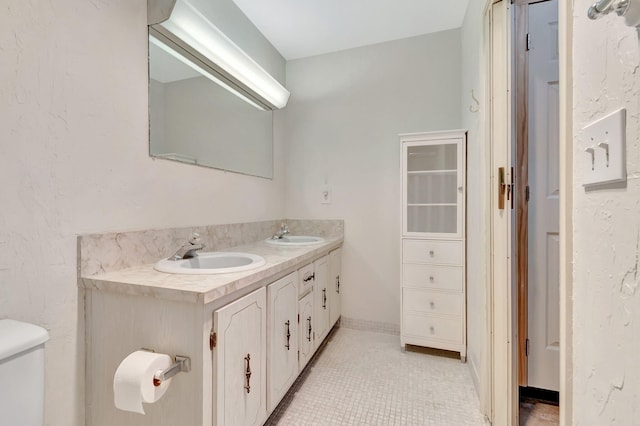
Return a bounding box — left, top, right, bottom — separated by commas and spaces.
285, 320, 291, 350
429, 250, 435, 257
303, 273, 315, 283
322, 288, 327, 309
244, 354, 252, 393
307, 317, 312, 342
430, 301, 435, 309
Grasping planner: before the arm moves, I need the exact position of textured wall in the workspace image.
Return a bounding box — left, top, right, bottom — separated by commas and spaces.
572, 1, 640, 423
284, 30, 462, 328
0, 0, 286, 424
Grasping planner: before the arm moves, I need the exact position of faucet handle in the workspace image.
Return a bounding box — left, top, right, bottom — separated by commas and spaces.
189, 232, 201, 244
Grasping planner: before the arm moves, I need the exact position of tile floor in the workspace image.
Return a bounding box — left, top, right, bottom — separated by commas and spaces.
266, 327, 487, 425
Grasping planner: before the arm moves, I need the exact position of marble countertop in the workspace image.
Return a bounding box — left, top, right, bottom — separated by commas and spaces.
80, 237, 343, 305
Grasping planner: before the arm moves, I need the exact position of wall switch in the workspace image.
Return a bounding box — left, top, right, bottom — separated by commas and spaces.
582, 108, 626, 188
320, 185, 331, 204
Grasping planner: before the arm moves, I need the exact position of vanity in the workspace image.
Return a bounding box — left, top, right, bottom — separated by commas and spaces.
79, 220, 343, 426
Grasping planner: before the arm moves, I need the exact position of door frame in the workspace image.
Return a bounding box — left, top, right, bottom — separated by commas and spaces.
485, 0, 573, 424
558, 0, 573, 424
487, 1, 517, 424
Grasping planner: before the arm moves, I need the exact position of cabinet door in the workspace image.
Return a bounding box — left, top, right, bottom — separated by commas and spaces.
313, 255, 330, 347
402, 137, 465, 238
268, 272, 298, 411
329, 248, 342, 327
213, 287, 266, 426
298, 291, 314, 371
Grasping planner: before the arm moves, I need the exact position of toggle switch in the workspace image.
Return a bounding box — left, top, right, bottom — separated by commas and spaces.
582, 108, 626, 187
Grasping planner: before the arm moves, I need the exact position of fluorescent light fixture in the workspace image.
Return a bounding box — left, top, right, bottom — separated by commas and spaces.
149, 34, 268, 111
149, 0, 290, 110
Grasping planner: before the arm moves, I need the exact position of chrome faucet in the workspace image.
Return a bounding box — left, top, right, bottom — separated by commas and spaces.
169, 232, 206, 260
272, 223, 290, 240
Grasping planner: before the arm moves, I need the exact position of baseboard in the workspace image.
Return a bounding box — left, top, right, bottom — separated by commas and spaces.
468, 352, 481, 399
339, 316, 400, 335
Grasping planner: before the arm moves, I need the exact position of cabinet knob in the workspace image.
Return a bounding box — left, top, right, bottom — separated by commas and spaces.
429, 276, 434, 282
430, 301, 435, 309
429, 250, 435, 257
429, 326, 435, 334
458, 186, 463, 192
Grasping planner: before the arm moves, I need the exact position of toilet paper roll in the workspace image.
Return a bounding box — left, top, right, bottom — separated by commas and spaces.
113, 350, 173, 414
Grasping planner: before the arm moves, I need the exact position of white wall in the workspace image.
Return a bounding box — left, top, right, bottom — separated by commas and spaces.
0, 1, 286, 425
284, 30, 462, 328
461, 0, 490, 408
571, 1, 640, 423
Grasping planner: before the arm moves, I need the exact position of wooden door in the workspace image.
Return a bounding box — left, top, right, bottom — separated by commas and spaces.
268, 272, 298, 411
213, 287, 266, 426
313, 255, 330, 346
527, 0, 560, 392
329, 248, 342, 327
298, 292, 314, 371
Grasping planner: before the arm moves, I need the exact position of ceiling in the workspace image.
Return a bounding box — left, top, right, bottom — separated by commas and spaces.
231, 0, 471, 60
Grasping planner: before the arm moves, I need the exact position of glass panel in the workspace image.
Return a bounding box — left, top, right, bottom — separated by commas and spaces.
407, 206, 457, 234
407, 173, 457, 204
407, 143, 457, 172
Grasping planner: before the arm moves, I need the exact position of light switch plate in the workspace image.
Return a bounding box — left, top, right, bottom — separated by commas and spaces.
582, 108, 626, 188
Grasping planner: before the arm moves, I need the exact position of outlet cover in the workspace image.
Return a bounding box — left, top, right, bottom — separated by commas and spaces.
582, 108, 626, 188
320, 185, 331, 204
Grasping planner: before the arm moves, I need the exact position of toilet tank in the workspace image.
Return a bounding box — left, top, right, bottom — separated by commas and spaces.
0, 319, 49, 426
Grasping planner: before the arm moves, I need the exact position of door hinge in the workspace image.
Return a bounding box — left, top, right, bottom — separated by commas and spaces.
526, 33, 531, 51
525, 338, 530, 356
210, 330, 217, 350
525, 185, 530, 202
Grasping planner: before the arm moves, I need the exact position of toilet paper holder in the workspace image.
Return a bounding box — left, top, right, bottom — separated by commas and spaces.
150, 354, 191, 387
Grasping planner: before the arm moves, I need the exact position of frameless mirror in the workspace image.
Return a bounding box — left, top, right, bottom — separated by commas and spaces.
148, 37, 274, 178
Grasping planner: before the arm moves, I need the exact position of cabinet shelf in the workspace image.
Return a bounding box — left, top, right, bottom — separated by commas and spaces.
407, 169, 457, 175
407, 203, 457, 207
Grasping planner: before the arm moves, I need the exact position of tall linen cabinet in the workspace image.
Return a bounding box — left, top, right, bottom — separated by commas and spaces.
400, 130, 467, 361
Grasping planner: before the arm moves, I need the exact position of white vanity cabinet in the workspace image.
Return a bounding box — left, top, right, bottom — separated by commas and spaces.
267, 272, 298, 411
400, 130, 467, 361
213, 287, 267, 426
329, 248, 342, 328
83, 234, 343, 426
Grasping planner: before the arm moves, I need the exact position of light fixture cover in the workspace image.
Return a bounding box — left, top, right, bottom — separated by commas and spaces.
150, 0, 290, 109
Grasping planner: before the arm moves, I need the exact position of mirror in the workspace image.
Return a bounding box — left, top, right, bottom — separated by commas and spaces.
148, 37, 274, 178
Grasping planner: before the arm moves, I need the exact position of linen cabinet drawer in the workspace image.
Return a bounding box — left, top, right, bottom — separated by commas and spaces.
298, 264, 314, 298
402, 264, 463, 292
403, 289, 462, 316
403, 313, 462, 343
402, 239, 463, 265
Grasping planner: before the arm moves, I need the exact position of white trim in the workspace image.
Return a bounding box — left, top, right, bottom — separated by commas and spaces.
488, 0, 517, 424
559, 0, 573, 424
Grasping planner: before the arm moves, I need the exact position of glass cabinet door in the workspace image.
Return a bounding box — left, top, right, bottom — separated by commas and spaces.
403, 139, 463, 237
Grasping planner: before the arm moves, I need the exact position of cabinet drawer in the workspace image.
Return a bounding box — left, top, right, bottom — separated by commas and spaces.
403, 288, 462, 316
298, 263, 314, 298
403, 313, 462, 343
403, 239, 463, 265
402, 264, 463, 292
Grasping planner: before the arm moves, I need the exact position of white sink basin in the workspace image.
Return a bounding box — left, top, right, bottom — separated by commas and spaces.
154, 252, 266, 275
265, 236, 325, 246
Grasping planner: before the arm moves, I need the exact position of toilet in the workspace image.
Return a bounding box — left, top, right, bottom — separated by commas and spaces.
0, 319, 49, 425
